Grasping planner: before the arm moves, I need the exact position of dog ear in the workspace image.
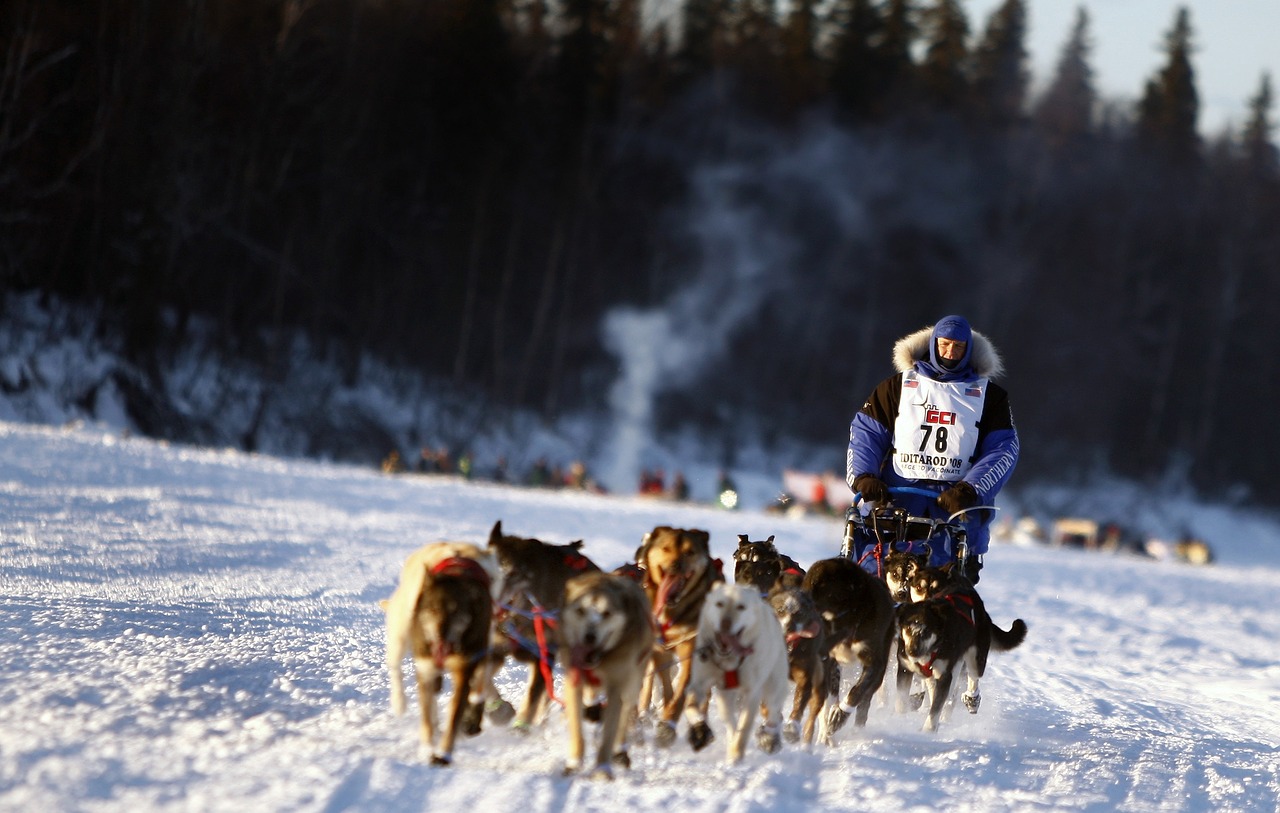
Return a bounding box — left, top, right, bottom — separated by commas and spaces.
569, 539, 585, 550
489, 520, 503, 545
737, 534, 750, 547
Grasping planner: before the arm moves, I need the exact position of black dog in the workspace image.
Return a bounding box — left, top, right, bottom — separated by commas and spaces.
733, 534, 806, 596
897, 563, 1028, 731
801, 557, 895, 736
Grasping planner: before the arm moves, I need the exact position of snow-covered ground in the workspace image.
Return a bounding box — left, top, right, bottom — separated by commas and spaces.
1, 420, 1278, 812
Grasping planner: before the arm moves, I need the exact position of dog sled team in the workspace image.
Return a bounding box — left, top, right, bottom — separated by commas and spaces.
382, 520, 1027, 774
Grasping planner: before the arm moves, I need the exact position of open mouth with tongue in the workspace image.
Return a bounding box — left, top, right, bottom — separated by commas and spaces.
784, 619, 821, 650
652, 570, 689, 620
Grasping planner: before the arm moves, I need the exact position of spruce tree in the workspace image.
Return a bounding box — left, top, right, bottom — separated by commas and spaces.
1136, 6, 1200, 167
1242, 72, 1278, 174
970, 0, 1028, 129
1034, 6, 1096, 149
827, 0, 885, 120
917, 0, 970, 113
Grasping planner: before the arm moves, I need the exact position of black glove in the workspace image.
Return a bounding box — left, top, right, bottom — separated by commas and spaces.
853, 474, 890, 504
937, 481, 979, 515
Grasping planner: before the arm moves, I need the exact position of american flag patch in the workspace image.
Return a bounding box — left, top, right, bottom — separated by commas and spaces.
965, 386, 982, 397
904, 380, 919, 389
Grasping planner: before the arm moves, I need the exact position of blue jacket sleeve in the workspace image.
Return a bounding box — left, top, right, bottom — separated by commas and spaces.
846, 411, 892, 490
965, 426, 1019, 504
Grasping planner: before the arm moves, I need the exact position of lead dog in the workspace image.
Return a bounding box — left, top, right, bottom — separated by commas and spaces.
485, 520, 599, 730
636, 525, 722, 745
897, 563, 1028, 731
801, 557, 895, 737
382, 541, 503, 765
684, 581, 789, 763
558, 571, 656, 779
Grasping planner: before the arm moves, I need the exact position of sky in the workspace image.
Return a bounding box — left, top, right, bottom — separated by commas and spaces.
964, 0, 1278, 135
2, 419, 1278, 811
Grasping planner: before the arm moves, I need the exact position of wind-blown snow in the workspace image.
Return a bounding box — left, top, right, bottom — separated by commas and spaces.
1, 421, 1277, 812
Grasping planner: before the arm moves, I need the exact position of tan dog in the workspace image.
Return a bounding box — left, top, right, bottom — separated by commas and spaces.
636, 526, 723, 745
558, 571, 655, 779
382, 542, 503, 765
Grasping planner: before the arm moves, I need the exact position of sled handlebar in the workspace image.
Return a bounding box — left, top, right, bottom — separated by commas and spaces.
852, 486, 999, 525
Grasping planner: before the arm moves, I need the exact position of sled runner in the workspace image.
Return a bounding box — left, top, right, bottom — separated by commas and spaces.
841, 486, 989, 578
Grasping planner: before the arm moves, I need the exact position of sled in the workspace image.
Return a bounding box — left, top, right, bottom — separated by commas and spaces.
840, 486, 988, 578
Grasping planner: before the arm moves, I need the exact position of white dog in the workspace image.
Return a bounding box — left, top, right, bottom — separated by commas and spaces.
683, 581, 789, 763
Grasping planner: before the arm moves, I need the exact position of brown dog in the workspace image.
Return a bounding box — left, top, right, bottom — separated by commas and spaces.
802, 557, 896, 737
382, 541, 502, 765
558, 571, 656, 779
768, 585, 829, 746
636, 525, 723, 746
485, 521, 599, 730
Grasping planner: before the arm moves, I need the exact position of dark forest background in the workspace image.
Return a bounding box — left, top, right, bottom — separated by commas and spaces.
2, 0, 1279, 501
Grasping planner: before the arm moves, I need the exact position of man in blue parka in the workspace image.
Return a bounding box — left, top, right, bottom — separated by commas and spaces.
846, 315, 1020, 583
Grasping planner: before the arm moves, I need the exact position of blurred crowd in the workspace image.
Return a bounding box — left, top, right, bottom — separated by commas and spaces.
379, 447, 741, 508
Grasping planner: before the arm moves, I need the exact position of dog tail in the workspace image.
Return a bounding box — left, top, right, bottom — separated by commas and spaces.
385, 560, 433, 715
990, 617, 1028, 652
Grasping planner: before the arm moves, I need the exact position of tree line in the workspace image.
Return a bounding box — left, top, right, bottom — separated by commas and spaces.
2, 1, 1278, 500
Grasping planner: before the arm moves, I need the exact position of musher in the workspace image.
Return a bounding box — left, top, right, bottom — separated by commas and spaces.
846, 315, 1020, 583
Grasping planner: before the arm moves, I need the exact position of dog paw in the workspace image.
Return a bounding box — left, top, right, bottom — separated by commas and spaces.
963, 692, 980, 714
757, 727, 782, 754
687, 721, 714, 752
588, 764, 615, 781
510, 720, 533, 736
584, 702, 603, 724
825, 706, 849, 734
461, 702, 485, 736
654, 720, 677, 748
910, 691, 926, 712
486, 698, 516, 724
430, 754, 452, 767
782, 721, 800, 744
611, 750, 631, 770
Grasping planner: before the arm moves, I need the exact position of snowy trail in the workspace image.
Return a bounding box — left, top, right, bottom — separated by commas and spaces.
1, 421, 1278, 812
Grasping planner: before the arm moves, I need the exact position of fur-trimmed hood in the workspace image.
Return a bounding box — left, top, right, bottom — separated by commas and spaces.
893, 325, 1005, 379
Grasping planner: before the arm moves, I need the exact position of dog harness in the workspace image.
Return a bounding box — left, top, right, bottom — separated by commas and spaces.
430, 557, 492, 589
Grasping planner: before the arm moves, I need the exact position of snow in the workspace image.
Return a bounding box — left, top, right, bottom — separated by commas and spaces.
2, 420, 1278, 812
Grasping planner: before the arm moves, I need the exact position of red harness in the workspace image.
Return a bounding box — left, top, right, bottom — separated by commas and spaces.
430, 556, 492, 589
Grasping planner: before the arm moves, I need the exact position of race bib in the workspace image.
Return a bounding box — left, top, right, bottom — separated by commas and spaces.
892, 373, 988, 481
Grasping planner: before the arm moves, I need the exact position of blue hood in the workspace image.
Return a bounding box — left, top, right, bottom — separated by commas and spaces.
915, 315, 974, 382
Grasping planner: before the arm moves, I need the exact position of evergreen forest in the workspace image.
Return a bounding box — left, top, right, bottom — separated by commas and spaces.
3, 1, 1279, 499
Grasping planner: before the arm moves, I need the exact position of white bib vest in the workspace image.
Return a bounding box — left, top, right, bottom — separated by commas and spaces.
892, 371, 989, 481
